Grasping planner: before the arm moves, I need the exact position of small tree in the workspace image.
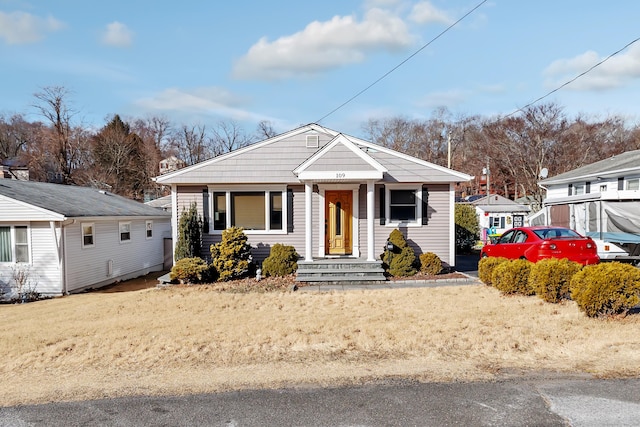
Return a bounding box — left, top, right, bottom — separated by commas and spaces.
455, 203, 479, 253
382, 229, 417, 277
174, 202, 203, 261
210, 226, 252, 281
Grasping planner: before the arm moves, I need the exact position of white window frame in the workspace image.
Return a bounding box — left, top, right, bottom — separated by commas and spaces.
0, 224, 30, 264
207, 186, 288, 235
119, 221, 132, 243
81, 222, 95, 248
385, 185, 423, 227
573, 183, 585, 195
145, 220, 153, 240
627, 178, 640, 191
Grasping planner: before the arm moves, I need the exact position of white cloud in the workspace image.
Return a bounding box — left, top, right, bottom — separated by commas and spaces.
416, 89, 468, 109
543, 43, 640, 91
101, 21, 133, 47
232, 8, 413, 80
0, 10, 64, 44
409, 1, 453, 25
134, 87, 271, 122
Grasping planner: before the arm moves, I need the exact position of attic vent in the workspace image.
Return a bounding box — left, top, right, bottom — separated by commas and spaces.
306, 135, 319, 148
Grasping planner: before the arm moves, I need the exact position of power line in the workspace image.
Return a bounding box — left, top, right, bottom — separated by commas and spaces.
316, 0, 488, 124
507, 37, 640, 117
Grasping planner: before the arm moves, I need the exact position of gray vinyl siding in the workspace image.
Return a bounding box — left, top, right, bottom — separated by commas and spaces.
305, 144, 373, 172
371, 184, 452, 266
371, 151, 461, 182
0, 197, 60, 221
64, 218, 170, 293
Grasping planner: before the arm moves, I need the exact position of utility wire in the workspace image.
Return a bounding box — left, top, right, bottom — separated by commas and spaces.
316, 0, 488, 123
506, 37, 640, 117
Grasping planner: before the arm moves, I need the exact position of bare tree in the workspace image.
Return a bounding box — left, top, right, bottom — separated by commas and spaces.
255, 120, 277, 140
171, 124, 212, 166
32, 86, 85, 184
211, 120, 253, 155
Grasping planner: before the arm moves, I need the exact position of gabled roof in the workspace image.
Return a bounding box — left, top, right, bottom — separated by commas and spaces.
471, 194, 530, 213
538, 149, 640, 186
0, 180, 171, 219
154, 123, 471, 185
293, 134, 386, 181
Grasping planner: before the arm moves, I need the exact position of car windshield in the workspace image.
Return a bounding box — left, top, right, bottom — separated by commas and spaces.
533, 228, 580, 239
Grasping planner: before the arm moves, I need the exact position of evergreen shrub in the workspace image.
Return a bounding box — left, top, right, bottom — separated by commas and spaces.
210, 226, 253, 281
478, 256, 509, 285
492, 259, 534, 295
170, 257, 209, 284
419, 252, 442, 275
174, 202, 203, 261
528, 258, 582, 303
381, 229, 417, 277
570, 262, 640, 318
262, 244, 299, 277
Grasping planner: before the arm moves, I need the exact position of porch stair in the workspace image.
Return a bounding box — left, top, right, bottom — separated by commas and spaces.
296, 258, 387, 284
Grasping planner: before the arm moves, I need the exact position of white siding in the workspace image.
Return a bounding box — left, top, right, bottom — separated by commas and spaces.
0, 221, 62, 297
63, 218, 170, 292
0, 196, 61, 221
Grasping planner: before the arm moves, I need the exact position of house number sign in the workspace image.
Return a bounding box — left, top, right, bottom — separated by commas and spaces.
336, 172, 346, 179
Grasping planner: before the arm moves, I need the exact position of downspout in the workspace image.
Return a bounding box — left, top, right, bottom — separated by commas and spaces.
59, 218, 75, 295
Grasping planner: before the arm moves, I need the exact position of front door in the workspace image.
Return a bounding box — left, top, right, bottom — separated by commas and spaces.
325, 190, 352, 255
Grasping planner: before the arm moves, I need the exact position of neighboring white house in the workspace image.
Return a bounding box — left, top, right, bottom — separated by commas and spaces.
0, 180, 172, 297
155, 123, 472, 271
471, 194, 530, 243
534, 149, 640, 262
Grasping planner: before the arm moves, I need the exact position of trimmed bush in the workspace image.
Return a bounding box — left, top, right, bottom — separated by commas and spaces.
570, 262, 640, 318
529, 258, 582, 303
419, 252, 443, 276
170, 257, 209, 284
478, 256, 509, 285
492, 259, 534, 295
382, 229, 417, 277
262, 244, 299, 277
210, 227, 253, 281
174, 202, 203, 261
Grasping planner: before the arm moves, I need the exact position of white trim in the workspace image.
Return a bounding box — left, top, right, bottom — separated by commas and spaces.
145, 220, 153, 240
207, 186, 288, 235
305, 182, 313, 262
449, 183, 455, 266
0, 194, 66, 221
0, 223, 31, 264
119, 221, 132, 243
384, 184, 423, 228
317, 184, 361, 258
81, 222, 95, 248
366, 181, 376, 261
318, 189, 325, 257
297, 170, 383, 181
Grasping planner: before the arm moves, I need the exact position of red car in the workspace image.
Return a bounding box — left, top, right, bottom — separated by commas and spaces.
480, 226, 600, 266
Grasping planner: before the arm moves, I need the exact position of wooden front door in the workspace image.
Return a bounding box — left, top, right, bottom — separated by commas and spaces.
325, 190, 352, 255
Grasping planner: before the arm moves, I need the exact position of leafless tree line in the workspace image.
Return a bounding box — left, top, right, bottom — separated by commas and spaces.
1, 86, 638, 204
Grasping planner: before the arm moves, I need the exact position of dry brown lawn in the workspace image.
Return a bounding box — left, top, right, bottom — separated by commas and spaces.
2, 277, 640, 407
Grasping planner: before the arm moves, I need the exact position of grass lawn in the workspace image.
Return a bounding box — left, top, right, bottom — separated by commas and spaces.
1, 278, 639, 406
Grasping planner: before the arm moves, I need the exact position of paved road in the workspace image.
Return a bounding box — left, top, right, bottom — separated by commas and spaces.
2, 377, 639, 426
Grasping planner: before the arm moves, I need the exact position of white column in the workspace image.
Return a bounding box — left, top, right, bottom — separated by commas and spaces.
305, 182, 313, 262
366, 180, 376, 261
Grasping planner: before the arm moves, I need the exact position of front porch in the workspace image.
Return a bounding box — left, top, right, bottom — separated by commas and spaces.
295, 257, 386, 284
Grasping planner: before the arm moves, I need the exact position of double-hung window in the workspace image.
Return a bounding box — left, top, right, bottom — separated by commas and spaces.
82, 223, 95, 248
119, 222, 131, 242
146, 220, 153, 239
210, 188, 286, 233
384, 185, 428, 226
0, 225, 29, 263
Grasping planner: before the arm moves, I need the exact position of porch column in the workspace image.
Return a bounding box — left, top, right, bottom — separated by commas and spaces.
366, 180, 376, 261
305, 181, 313, 262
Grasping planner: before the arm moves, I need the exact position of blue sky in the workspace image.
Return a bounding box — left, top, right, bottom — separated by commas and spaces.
2, 0, 640, 138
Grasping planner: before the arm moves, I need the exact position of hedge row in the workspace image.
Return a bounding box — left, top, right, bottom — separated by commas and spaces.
478, 257, 640, 318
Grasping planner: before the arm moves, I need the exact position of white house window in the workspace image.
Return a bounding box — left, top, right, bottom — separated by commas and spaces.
211, 189, 286, 233
627, 179, 639, 191
82, 223, 95, 248
146, 220, 153, 239
490, 216, 506, 229
0, 225, 29, 263
573, 183, 584, 195
390, 189, 417, 222
119, 222, 131, 242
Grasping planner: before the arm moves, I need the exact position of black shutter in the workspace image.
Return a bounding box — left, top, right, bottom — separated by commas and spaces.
202, 189, 209, 233
379, 185, 385, 225
568, 183, 573, 196
585, 181, 591, 194
618, 177, 624, 190
422, 186, 429, 225
287, 188, 294, 233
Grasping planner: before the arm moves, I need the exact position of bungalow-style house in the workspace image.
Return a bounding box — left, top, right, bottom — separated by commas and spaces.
155, 124, 471, 279
0, 180, 171, 297
533, 149, 640, 261
471, 194, 530, 243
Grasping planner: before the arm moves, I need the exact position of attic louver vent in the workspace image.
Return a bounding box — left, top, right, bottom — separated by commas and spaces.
306, 135, 319, 148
